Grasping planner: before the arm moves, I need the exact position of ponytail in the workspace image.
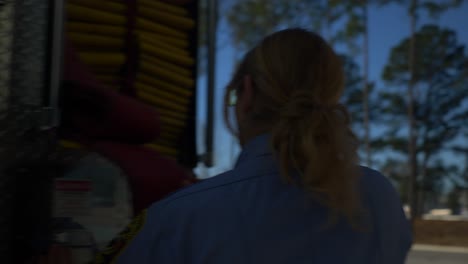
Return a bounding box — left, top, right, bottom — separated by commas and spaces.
271, 90, 361, 225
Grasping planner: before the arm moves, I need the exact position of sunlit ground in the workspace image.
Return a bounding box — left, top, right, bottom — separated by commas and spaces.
407, 245, 468, 264
406, 212, 468, 264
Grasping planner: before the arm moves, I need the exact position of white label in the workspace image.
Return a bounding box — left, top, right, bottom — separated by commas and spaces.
53, 179, 92, 218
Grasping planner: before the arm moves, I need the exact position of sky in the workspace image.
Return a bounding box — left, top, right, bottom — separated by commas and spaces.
194, 1, 468, 179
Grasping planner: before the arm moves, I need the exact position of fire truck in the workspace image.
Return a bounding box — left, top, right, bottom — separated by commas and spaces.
0, 0, 217, 262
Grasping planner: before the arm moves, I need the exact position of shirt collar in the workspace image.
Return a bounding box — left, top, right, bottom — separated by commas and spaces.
234, 133, 272, 168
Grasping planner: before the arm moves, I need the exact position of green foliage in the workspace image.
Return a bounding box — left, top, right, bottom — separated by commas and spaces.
419, 0, 464, 19
451, 147, 468, 188
380, 24, 468, 142
226, 0, 353, 51
383, 25, 466, 85
375, 91, 407, 121
226, 0, 290, 50
379, 157, 410, 202
332, 1, 366, 54
447, 187, 462, 213
421, 160, 458, 192
378, 24, 468, 198
339, 55, 378, 130
381, 25, 467, 153
340, 54, 365, 135
373, 136, 408, 153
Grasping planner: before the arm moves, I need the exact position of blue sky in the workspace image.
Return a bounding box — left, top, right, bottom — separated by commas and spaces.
194, 1, 468, 178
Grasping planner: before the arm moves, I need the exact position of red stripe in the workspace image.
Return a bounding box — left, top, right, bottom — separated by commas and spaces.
55, 180, 92, 191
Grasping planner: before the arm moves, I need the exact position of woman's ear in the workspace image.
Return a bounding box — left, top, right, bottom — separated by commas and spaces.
238, 75, 255, 115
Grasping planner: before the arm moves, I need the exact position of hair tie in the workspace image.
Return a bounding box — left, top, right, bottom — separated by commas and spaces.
280, 96, 337, 120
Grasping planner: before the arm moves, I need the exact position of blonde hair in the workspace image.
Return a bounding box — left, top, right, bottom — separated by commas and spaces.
224, 28, 362, 225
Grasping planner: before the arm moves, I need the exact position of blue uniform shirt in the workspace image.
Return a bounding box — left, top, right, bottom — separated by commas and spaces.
100, 134, 412, 264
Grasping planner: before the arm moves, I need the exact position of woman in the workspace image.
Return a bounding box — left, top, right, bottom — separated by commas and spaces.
96, 28, 412, 264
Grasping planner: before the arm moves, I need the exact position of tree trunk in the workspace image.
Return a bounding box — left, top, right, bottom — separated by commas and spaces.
362, 0, 371, 167
324, 0, 330, 41
420, 152, 429, 215
204, 0, 218, 167
408, 0, 419, 224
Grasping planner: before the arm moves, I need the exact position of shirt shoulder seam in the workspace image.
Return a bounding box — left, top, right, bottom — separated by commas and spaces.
159, 171, 273, 209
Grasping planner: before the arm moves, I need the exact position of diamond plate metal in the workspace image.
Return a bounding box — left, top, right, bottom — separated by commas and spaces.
10, 0, 48, 106
0, 0, 53, 261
